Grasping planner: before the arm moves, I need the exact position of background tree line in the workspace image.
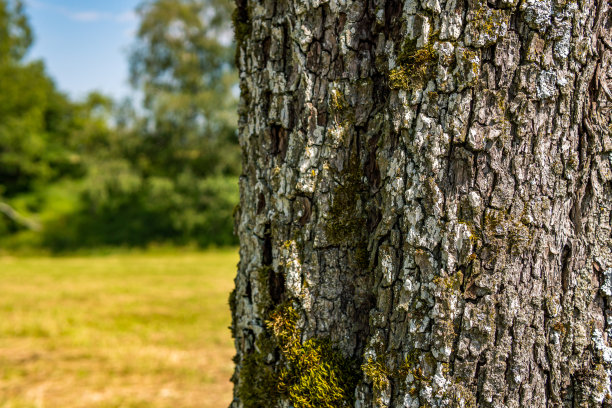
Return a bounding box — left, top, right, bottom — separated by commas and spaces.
0, 0, 239, 252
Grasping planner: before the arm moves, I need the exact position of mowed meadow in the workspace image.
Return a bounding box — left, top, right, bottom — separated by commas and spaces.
0, 250, 238, 408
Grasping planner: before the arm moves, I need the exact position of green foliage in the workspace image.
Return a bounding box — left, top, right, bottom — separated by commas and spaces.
129, 0, 239, 180
0, 61, 82, 196
130, 0, 234, 96
0, 0, 241, 251
41, 171, 238, 251
0, 0, 31, 62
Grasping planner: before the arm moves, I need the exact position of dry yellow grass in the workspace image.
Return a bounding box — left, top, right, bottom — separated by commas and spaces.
0, 250, 238, 408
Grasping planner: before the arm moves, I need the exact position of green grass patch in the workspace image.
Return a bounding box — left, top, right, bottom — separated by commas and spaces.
0, 249, 238, 408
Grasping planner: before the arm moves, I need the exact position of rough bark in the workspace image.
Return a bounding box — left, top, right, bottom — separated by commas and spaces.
230, 0, 612, 406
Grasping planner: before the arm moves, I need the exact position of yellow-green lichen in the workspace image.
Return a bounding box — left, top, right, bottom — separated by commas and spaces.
330, 88, 347, 113
432, 271, 464, 292
442, 383, 478, 408
362, 350, 435, 407
551, 320, 566, 334
362, 357, 392, 407
398, 350, 477, 408
483, 208, 533, 254
389, 39, 436, 90
465, 6, 509, 48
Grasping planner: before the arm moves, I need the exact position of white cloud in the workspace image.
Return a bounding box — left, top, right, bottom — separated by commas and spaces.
69, 11, 112, 22
116, 11, 137, 23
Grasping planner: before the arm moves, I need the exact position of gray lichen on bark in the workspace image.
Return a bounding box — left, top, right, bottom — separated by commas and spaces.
230, 0, 612, 406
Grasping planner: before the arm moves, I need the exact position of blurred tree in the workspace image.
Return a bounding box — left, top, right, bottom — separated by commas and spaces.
0, 0, 84, 236
0, 1, 137, 243
129, 0, 239, 178
0, 0, 242, 250
0, 0, 32, 62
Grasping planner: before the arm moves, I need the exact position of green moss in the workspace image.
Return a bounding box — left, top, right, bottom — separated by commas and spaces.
397, 351, 418, 377
398, 350, 435, 405
232, 6, 250, 44
267, 302, 300, 352
354, 245, 369, 270
362, 350, 433, 407
362, 349, 477, 408
362, 358, 391, 391
238, 351, 281, 407
268, 304, 359, 408
483, 209, 505, 235
236, 301, 281, 407
389, 39, 436, 90
360, 349, 478, 408
362, 357, 392, 407
232, 5, 250, 64
325, 154, 368, 246
229, 288, 237, 315
255, 266, 274, 314
241, 303, 359, 408
324, 153, 370, 274
282, 338, 358, 408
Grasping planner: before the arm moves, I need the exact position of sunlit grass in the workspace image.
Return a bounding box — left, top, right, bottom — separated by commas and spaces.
0, 250, 238, 408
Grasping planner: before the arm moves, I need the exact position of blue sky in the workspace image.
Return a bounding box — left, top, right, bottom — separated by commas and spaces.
24, 0, 142, 100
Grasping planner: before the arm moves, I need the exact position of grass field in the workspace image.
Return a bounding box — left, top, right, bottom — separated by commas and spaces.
0, 250, 238, 408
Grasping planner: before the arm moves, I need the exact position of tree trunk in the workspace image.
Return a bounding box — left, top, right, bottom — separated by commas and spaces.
230, 0, 612, 406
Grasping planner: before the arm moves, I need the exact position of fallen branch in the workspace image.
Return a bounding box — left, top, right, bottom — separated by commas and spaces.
0, 202, 42, 231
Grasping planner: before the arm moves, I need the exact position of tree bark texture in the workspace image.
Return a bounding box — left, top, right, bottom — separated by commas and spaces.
230, 0, 612, 406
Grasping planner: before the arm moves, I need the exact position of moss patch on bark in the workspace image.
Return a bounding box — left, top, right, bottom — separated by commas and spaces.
389, 39, 436, 90
238, 303, 359, 408
325, 154, 368, 246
